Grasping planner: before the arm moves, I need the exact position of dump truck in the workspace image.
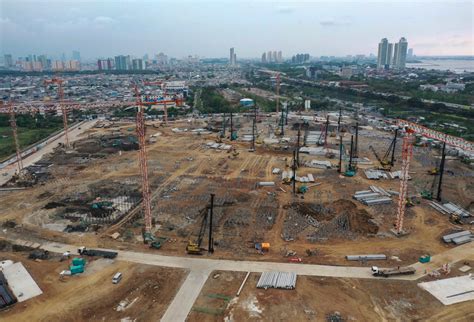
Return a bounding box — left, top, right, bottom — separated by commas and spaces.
78, 247, 118, 259
371, 266, 416, 277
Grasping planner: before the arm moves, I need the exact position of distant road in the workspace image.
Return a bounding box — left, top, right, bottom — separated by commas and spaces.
259, 69, 473, 111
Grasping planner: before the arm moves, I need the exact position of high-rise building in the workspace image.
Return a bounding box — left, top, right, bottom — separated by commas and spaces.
277, 51, 282, 63
229, 47, 235, 66
407, 48, 414, 60
52, 60, 64, 71
392, 42, 399, 67
114, 55, 128, 70
38, 55, 48, 69
72, 50, 81, 62
394, 37, 408, 69
387, 43, 393, 68
272, 51, 277, 63
97, 58, 114, 70
261, 52, 267, 63
4, 54, 13, 68
132, 58, 144, 70
377, 38, 391, 69
64, 60, 80, 71
267, 51, 272, 63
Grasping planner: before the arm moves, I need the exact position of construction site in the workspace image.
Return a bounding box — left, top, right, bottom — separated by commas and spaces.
0, 78, 473, 321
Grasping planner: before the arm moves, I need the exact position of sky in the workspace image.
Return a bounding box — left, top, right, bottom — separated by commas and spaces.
0, 0, 473, 59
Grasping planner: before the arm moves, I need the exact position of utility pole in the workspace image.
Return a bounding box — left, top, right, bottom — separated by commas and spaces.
292, 150, 297, 195
221, 112, 226, 138
338, 135, 343, 173
296, 126, 301, 166
337, 106, 342, 133
354, 122, 359, 159
230, 111, 234, 141
349, 135, 354, 171
208, 193, 215, 253
436, 141, 446, 201
280, 107, 284, 136
285, 102, 289, 125
324, 115, 329, 147
390, 129, 398, 167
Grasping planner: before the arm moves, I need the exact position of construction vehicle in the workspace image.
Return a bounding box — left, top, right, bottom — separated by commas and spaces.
369, 129, 398, 170
150, 237, 168, 249
371, 266, 416, 277
449, 213, 463, 225
78, 247, 118, 259
427, 168, 439, 175
186, 194, 215, 255
419, 254, 431, 263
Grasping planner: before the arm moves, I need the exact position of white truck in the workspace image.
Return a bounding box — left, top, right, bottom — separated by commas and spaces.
371, 266, 416, 277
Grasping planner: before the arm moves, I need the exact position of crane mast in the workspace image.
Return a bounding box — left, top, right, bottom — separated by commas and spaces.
8, 101, 23, 172
44, 77, 69, 147
134, 85, 153, 240
395, 130, 414, 234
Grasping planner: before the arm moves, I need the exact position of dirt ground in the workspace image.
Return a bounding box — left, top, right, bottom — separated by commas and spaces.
0, 251, 186, 321
0, 114, 472, 268
189, 269, 474, 322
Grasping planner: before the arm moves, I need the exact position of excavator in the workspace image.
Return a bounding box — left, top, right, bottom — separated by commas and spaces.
369, 129, 398, 171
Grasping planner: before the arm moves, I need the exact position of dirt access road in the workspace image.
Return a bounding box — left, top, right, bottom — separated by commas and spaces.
0, 120, 97, 186
7, 236, 472, 322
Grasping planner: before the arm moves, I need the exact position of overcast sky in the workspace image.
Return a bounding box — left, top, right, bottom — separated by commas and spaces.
1, 0, 473, 59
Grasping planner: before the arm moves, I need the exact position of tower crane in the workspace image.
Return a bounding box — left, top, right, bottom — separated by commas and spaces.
44, 77, 69, 147
275, 73, 281, 114
133, 85, 153, 243
394, 119, 474, 235
7, 100, 23, 172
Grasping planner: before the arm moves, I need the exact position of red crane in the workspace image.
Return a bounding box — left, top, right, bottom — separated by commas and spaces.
394, 119, 473, 234
133, 85, 153, 242
7, 101, 23, 172
44, 77, 69, 147
144, 80, 168, 124
395, 129, 414, 234
275, 73, 280, 114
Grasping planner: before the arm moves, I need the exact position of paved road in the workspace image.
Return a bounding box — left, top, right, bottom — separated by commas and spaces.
0, 120, 97, 186
7, 236, 472, 322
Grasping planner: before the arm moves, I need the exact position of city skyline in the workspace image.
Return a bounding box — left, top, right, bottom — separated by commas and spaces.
1, 0, 472, 59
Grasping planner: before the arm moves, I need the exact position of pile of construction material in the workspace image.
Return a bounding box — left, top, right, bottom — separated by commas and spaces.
442, 230, 473, 245
256, 271, 297, 290
205, 142, 232, 151
364, 169, 410, 180
346, 254, 387, 261
364, 169, 388, 180
430, 201, 472, 218
305, 160, 332, 169
353, 186, 392, 206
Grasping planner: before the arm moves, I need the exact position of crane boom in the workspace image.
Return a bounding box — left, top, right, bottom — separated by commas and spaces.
397, 119, 473, 151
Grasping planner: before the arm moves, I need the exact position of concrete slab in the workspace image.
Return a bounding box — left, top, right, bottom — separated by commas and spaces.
418, 275, 474, 305
2, 262, 43, 302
